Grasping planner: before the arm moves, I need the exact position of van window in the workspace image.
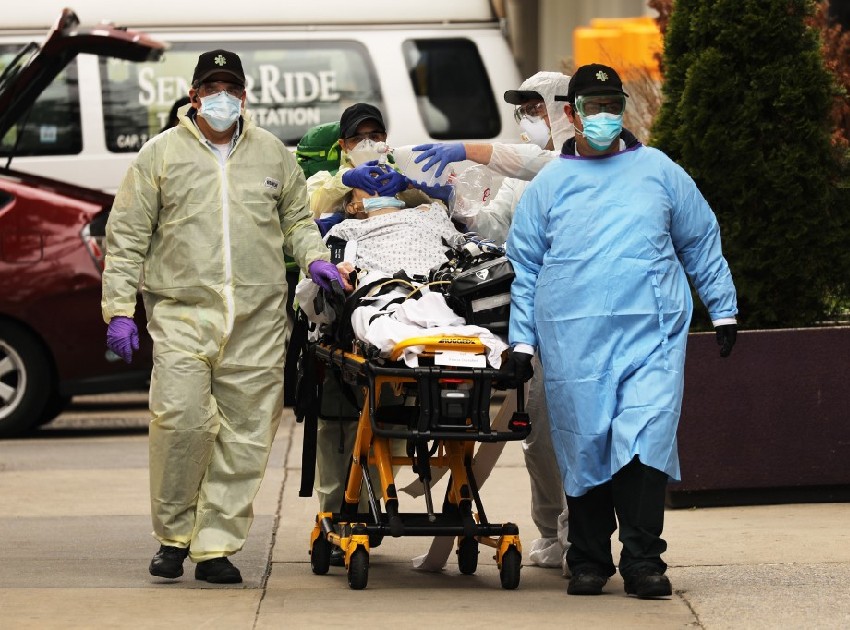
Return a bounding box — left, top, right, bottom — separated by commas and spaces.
100, 41, 384, 151
403, 38, 500, 140
0, 47, 81, 157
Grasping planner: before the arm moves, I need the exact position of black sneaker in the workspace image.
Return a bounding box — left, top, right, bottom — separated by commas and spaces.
149, 545, 189, 579
567, 572, 608, 595
330, 547, 345, 567
195, 557, 243, 584
623, 572, 672, 599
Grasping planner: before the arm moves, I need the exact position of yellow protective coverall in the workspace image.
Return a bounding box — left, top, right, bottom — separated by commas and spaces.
102, 107, 330, 562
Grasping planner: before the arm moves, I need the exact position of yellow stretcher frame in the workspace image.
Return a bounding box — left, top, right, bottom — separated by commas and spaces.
307, 335, 530, 590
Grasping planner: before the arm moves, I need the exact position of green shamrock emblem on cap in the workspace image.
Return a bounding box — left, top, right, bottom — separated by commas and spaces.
596, 70, 609, 81
215, 54, 226, 66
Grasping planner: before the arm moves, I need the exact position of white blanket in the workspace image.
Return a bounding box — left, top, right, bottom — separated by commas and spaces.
296, 277, 507, 367
351, 291, 506, 368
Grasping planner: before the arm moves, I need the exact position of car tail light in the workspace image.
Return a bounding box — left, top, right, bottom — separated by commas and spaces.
80, 223, 106, 272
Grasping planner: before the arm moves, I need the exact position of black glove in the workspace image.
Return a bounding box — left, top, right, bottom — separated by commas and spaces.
495, 349, 534, 390
715, 324, 737, 358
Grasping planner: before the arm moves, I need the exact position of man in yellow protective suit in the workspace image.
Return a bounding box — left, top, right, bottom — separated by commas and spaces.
102, 49, 345, 584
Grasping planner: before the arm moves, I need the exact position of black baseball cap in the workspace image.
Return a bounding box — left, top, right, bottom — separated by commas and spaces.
339, 103, 386, 139
554, 63, 629, 103
503, 89, 542, 105
192, 49, 246, 87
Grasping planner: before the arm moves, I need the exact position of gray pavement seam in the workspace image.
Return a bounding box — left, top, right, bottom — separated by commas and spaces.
676, 589, 706, 628
253, 414, 296, 629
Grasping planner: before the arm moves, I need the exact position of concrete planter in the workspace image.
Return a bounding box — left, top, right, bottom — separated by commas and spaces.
668, 326, 850, 507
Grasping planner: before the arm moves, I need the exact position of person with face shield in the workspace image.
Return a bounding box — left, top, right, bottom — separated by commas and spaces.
504, 64, 739, 599
102, 49, 346, 584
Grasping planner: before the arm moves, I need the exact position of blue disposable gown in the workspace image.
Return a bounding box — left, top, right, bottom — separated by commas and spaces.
507, 144, 737, 497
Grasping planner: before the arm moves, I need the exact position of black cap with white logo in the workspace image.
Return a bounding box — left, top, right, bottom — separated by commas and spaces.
554, 63, 629, 104
192, 49, 246, 87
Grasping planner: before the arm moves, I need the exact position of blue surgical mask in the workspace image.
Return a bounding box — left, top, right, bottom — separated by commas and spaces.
362, 196, 405, 212
199, 91, 242, 132
578, 112, 623, 150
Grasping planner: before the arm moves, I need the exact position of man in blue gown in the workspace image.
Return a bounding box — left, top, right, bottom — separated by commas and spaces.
505, 64, 738, 599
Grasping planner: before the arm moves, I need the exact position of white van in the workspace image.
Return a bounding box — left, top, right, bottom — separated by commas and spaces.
0, 0, 522, 192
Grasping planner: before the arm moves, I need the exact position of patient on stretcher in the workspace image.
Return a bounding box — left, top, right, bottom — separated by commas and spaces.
327, 187, 461, 278
296, 186, 508, 367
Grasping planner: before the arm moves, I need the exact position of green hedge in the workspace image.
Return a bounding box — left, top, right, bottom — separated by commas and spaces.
652, 0, 850, 328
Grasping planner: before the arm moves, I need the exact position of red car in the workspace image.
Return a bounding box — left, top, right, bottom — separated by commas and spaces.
0, 10, 164, 437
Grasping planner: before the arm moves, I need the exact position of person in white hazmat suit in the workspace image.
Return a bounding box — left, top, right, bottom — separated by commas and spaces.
102, 50, 346, 584
502, 64, 738, 599
404, 72, 576, 574
473, 71, 575, 572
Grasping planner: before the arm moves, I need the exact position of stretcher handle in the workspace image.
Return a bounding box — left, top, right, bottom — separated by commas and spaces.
508, 382, 530, 433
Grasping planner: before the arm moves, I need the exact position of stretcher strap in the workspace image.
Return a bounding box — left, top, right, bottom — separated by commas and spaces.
283, 309, 309, 408
297, 343, 322, 497
334, 275, 420, 348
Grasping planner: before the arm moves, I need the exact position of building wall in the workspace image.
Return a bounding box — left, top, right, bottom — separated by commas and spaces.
502, 0, 653, 77
540, 0, 652, 73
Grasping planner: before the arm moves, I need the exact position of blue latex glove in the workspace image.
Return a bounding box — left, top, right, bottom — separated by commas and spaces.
308, 259, 343, 293
341, 161, 408, 196
409, 179, 454, 204
374, 164, 409, 196
412, 143, 466, 178
106, 316, 139, 364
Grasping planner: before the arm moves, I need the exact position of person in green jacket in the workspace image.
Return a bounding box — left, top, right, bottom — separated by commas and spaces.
102, 49, 345, 585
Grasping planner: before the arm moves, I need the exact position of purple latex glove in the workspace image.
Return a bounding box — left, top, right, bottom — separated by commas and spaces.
106, 316, 139, 364
412, 143, 466, 178
409, 179, 454, 204
341, 162, 408, 196
308, 260, 343, 293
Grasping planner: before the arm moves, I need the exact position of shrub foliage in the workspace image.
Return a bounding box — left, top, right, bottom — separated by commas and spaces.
651, 0, 850, 328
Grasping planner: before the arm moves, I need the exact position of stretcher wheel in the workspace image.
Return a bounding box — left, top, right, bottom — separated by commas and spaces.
310, 536, 331, 575
456, 537, 479, 575
347, 548, 369, 590
499, 547, 521, 590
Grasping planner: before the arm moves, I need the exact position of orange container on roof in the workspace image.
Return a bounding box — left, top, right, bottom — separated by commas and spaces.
574, 27, 625, 68
573, 16, 661, 81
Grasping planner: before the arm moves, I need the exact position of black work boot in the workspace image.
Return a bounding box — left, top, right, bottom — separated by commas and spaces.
567, 572, 608, 595
195, 556, 243, 584
149, 545, 189, 579
623, 571, 673, 599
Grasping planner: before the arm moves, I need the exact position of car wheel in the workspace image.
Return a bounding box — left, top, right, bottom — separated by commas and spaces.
0, 322, 53, 438
37, 391, 72, 426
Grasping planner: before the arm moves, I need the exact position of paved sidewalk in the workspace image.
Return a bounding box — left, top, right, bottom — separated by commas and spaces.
1, 407, 849, 629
